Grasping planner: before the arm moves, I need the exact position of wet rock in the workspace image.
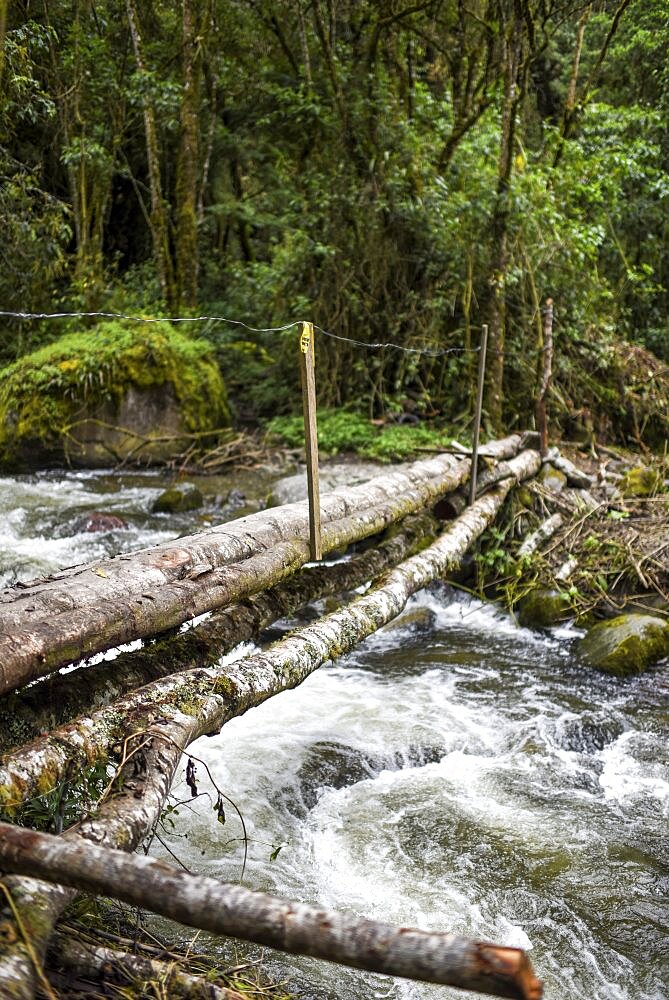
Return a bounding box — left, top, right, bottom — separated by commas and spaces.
577, 613, 669, 676
268, 461, 402, 507
76, 511, 128, 533
517, 588, 572, 628
380, 607, 437, 636
293, 741, 445, 812
538, 463, 568, 493
226, 488, 246, 509
555, 712, 625, 753
151, 483, 204, 514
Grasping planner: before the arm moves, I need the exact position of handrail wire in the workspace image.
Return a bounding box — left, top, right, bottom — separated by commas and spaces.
0, 309, 480, 358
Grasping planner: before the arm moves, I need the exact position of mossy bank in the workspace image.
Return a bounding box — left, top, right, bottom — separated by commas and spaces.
0, 321, 230, 469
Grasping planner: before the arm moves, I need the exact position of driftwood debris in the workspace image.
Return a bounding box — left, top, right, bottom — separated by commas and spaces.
0, 449, 540, 999
518, 513, 564, 557
0, 823, 542, 1000
51, 934, 250, 1000
0, 434, 525, 694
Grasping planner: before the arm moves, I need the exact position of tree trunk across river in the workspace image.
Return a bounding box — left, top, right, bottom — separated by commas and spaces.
0, 463, 667, 1000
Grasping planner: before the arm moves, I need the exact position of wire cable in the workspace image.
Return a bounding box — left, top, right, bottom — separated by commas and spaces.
0, 309, 480, 357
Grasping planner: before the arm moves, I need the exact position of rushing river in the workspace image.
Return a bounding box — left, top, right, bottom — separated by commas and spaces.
1, 470, 667, 1000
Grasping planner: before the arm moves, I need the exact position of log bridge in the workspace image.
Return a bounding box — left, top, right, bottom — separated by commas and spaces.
0, 434, 547, 1000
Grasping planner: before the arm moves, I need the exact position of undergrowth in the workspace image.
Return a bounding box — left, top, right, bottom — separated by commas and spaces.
267, 408, 467, 462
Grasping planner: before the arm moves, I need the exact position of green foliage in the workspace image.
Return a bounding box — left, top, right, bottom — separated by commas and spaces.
267, 408, 457, 462
0, 759, 111, 833
1, 1, 669, 446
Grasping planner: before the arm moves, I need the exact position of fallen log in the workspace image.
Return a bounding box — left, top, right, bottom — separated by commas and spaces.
0, 450, 539, 997
0, 450, 540, 820
0, 823, 542, 999
50, 934, 249, 999
0, 512, 440, 753
0, 435, 525, 695
518, 514, 564, 557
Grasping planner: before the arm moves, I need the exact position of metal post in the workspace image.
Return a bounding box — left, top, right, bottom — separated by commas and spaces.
469, 324, 489, 505
299, 321, 322, 560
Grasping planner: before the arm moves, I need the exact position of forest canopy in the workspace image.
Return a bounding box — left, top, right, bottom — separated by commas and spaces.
1, 0, 668, 441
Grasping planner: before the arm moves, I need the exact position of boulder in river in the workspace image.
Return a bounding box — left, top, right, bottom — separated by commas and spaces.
0, 322, 230, 469
267, 461, 405, 506
76, 511, 128, 533
151, 483, 204, 514
577, 613, 669, 676
517, 588, 572, 628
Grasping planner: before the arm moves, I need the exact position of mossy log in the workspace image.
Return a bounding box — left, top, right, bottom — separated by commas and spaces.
0, 823, 542, 1000
0, 450, 539, 825
0, 449, 539, 998
0, 512, 440, 753
0, 433, 525, 695
50, 934, 251, 999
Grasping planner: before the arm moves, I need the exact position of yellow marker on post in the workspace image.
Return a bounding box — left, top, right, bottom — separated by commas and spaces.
299, 321, 322, 561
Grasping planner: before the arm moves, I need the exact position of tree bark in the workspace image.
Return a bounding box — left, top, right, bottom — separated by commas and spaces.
0, 450, 540, 997
125, 0, 175, 310
0, 450, 540, 820
0, 436, 525, 695
175, 0, 202, 310
0, 824, 542, 1000
0, 512, 440, 753
485, 8, 523, 432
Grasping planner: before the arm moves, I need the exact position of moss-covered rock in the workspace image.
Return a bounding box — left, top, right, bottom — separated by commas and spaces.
0, 321, 230, 469
577, 613, 669, 676
151, 483, 204, 513
621, 465, 663, 498
517, 588, 573, 628
538, 464, 568, 493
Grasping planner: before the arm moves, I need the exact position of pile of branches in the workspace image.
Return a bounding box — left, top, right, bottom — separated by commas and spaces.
476, 445, 669, 621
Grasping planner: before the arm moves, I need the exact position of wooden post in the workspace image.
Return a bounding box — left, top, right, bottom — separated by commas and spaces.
535, 298, 554, 458
300, 321, 322, 560
469, 324, 488, 505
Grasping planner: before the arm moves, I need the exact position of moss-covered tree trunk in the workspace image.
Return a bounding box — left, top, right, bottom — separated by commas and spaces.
125, 0, 176, 311
175, 0, 202, 310
485, 4, 527, 431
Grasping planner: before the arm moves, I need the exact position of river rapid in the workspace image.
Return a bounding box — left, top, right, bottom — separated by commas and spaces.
1, 469, 667, 1000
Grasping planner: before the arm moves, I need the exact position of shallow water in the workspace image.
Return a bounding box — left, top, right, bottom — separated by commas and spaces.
1, 471, 667, 1000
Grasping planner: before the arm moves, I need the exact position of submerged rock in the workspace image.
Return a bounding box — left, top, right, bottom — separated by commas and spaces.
380, 606, 437, 636
517, 588, 572, 628
76, 511, 128, 533
151, 483, 204, 513
577, 613, 669, 676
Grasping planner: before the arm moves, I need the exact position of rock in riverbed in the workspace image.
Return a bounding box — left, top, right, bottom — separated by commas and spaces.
577, 613, 669, 676
151, 484, 204, 513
